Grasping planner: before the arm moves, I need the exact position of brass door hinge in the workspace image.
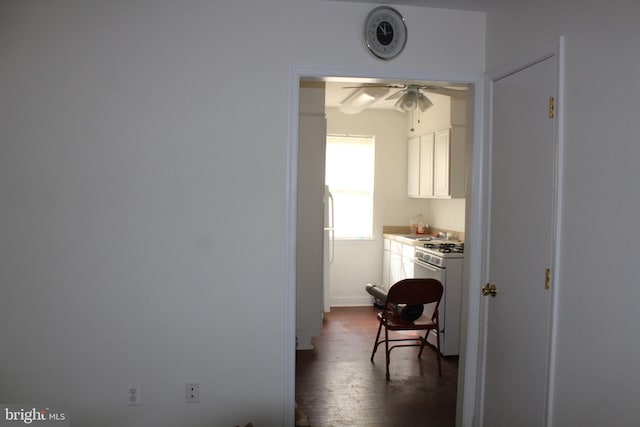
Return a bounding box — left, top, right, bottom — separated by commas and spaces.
481, 283, 498, 297
545, 268, 551, 289
549, 97, 555, 118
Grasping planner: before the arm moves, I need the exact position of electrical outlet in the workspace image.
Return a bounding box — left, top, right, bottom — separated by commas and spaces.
125, 383, 142, 406
185, 382, 199, 403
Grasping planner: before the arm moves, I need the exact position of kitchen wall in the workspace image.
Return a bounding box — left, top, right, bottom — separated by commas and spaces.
0, 1, 485, 426
325, 92, 467, 306
486, 1, 640, 425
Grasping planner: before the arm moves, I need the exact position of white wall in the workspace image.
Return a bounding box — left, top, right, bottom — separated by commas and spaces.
486, 2, 640, 426
0, 1, 485, 425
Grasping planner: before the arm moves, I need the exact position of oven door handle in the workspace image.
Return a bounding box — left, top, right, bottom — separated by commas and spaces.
414, 258, 444, 272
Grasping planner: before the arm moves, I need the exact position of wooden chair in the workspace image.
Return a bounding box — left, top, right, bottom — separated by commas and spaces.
370, 278, 444, 380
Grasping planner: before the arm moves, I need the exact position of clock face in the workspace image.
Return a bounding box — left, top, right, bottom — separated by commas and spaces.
376, 21, 394, 45
364, 6, 407, 60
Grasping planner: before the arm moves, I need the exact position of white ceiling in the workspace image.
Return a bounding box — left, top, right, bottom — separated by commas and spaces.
324, 0, 502, 12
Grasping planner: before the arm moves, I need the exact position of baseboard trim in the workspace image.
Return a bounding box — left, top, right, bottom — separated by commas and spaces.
296, 344, 314, 351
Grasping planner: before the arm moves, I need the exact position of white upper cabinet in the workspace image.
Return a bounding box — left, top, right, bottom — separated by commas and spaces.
408, 125, 465, 199
407, 133, 434, 198
434, 128, 450, 197
407, 136, 420, 197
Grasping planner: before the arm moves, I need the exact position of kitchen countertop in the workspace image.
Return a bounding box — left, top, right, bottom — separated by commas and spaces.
383, 233, 463, 246
382, 225, 464, 244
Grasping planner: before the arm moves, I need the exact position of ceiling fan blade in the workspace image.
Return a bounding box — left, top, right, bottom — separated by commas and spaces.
342, 84, 405, 90
342, 85, 381, 89
386, 90, 406, 100
422, 86, 467, 98
338, 86, 391, 114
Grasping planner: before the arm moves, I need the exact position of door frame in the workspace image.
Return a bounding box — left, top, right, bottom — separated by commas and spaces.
286, 67, 486, 427
476, 37, 565, 427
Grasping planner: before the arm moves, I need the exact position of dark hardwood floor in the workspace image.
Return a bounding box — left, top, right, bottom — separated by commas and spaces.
296, 306, 458, 427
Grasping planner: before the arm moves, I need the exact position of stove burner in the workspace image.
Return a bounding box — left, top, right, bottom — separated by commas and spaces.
440, 243, 456, 253
422, 242, 465, 254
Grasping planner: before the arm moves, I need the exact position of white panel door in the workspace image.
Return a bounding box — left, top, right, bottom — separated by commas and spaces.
482, 54, 558, 426
407, 136, 420, 197
419, 133, 434, 197
408, 134, 434, 198
433, 128, 450, 197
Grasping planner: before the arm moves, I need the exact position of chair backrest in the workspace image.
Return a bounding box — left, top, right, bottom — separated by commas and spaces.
385, 278, 443, 318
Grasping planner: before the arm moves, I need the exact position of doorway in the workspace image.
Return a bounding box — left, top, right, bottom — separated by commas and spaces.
290, 72, 484, 426
320, 78, 469, 312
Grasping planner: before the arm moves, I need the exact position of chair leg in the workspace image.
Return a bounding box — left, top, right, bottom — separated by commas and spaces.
418, 330, 442, 376
371, 320, 383, 362
418, 331, 428, 359
435, 329, 442, 377
384, 327, 390, 381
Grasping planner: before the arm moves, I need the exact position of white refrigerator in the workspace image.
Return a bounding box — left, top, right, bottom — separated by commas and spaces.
323, 185, 334, 313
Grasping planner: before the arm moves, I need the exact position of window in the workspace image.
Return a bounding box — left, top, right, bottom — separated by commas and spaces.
325, 135, 375, 239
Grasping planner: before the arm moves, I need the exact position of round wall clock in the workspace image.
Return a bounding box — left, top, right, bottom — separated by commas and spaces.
364, 6, 407, 60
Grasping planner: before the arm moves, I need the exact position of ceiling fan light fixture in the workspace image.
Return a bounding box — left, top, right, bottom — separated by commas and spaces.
393, 90, 433, 113
394, 91, 418, 113
417, 94, 433, 112
339, 86, 390, 114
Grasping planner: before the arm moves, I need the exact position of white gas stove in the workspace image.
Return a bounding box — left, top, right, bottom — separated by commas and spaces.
412, 240, 464, 356
415, 241, 464, 267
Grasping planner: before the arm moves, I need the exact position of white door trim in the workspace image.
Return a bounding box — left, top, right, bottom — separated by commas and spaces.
286, 67, 486, 427
476, 37, 565, 427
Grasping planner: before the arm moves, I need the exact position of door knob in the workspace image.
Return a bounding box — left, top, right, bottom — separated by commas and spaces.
481, 283, 498, 297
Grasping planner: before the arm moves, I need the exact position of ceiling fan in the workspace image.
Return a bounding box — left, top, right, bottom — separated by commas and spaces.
338, 83, 466, 115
